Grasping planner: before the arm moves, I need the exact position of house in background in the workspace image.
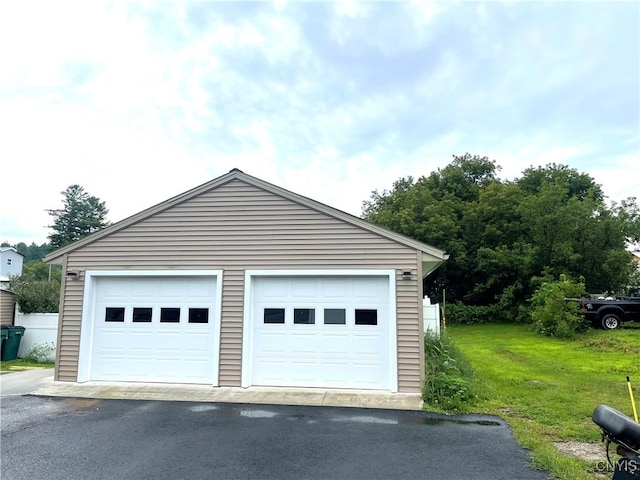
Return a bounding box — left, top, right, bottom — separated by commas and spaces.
0, 247, 22, 325
1, 247, 24, 289
45, 169, 448, 394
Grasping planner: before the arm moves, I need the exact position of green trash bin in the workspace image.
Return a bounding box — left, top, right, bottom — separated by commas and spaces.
0, 327, 8, 360
1, 326, 25, 361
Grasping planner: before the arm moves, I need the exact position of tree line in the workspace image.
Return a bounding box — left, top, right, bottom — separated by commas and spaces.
363, 154, 640, 323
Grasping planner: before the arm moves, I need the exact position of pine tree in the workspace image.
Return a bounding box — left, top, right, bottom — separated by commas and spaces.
47, 185, 110, 248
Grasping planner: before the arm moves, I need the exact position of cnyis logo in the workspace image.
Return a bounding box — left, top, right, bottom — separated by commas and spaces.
615, 457, 639, 479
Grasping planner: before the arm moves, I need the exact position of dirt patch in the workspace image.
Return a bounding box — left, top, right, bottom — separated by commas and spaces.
65, 398, 101, 409
554, 441, 605, 462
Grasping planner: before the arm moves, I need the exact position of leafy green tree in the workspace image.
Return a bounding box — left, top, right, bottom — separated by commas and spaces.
22, 261, 62, 283
15, 242, 50, 261
517, 163, 604, 202
363, 154, 502, 303
362, 156, 640, 324
47, 185, 110, 249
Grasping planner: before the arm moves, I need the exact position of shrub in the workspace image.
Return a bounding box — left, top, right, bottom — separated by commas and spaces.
530, 274, 587, 338
446, 302, 507, 324
423, 331, 475, 411
25, 342, 56, 363
9, 277, 60, 313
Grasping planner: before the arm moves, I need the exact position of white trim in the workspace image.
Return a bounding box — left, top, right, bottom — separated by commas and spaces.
241, 269, 398, 392
81, 270, 220, 277
78, 270, 223, 384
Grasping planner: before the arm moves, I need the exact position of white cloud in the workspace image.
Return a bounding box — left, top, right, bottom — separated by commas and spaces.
0, 1, 637, 247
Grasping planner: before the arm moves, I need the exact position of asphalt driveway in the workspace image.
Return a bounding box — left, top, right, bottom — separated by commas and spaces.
1, 396, 549, 480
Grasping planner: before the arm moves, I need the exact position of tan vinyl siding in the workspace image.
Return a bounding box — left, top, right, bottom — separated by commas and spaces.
60, 179, 425, 392
0, 290, 15, 326
56, 262, 84, 382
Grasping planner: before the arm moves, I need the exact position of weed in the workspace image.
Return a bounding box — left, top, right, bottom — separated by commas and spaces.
25, 342, 56, 363
423, 331, 476, 412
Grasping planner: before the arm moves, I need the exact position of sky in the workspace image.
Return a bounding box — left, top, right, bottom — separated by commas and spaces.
1, 1, 638, 246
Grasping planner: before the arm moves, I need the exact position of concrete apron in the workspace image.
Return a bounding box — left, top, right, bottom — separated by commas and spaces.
33, 382, 423, 411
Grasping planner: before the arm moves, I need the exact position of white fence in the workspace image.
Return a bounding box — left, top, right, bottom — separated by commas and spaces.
14, 310, 59, 361
423, 298, 441, 336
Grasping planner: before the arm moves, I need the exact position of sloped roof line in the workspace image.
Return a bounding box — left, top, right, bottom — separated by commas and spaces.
1, 247, 24, 256
45, 169, 448, 262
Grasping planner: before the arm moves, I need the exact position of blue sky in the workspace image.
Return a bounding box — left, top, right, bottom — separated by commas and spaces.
1, 1, 638, 246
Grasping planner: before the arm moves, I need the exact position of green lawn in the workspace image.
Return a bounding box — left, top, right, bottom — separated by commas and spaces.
447, 323, 640, 480
0, 358, 55, 371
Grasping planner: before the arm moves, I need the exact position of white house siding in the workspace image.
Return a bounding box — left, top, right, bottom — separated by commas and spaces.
0, 248, 24, 278
56, 179, 427, 392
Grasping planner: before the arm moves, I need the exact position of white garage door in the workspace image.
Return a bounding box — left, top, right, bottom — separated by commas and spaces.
88, 276, 219, 384
249, 276, 393, 390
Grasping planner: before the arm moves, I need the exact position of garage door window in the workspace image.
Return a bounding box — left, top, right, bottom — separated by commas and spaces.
294, 308, 315, 325
324, 308, 346, 325
264, 308, 285, 324
133, 307, 153, 323
188, 308, 209, 324
160, 308, 181, 323
105, 307, 125, 322
355, 309, 378, 326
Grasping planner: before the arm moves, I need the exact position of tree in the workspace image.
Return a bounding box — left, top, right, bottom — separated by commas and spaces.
47, 185, 110, 249
22, 261, 62, 283
362, 156, 640, 323
363, 154, 502, 303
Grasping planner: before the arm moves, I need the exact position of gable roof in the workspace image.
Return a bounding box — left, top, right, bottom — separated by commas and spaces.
1, 247, 24, 257
45, 169, 448, 264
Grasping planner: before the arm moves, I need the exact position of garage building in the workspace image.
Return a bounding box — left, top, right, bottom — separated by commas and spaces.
46, 169, 447, 393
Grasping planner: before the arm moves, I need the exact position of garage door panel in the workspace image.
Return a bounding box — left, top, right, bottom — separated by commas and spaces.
258, 333, 288, 353
351, 363, 384, 386
253, 359, 287, 383
352, 335, 382, 355
320, 279, 349, 298
289, 361, 317, 382
292, 279, 318, 297
250, 276, 392, 390
290, 333, 319, 353
319, 362, 349, 382
131, 278, 161, 297
352, 282, 383, 299
259, 278, 288, 298
94, 358, 125, 377
89, 275, 219, 384
321, 335, 350, 355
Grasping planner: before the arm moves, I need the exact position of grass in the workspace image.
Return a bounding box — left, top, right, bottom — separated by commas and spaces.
445, 323, 640, 480
0, 358, 55, 371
